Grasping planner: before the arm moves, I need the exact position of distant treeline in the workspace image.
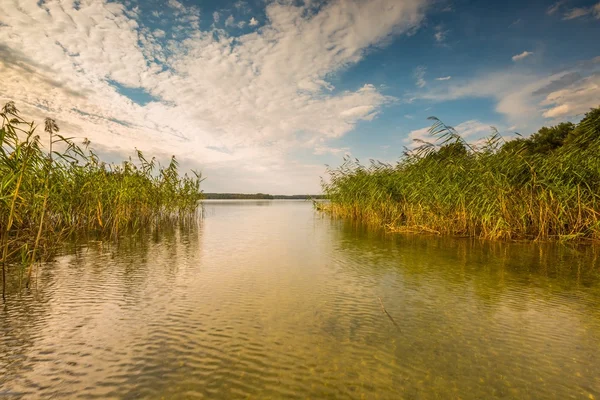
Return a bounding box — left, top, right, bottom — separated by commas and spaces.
320, 107, 600, 242
203, 193, 325, 200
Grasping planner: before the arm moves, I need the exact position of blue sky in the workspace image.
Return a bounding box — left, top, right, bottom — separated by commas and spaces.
1, 0, 599, 193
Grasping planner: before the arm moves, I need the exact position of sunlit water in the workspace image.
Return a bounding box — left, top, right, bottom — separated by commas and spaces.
2, 200, 600, 399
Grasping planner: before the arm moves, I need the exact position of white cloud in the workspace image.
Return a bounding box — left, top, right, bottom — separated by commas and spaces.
213, 11, 220, 23
563, 7, 591, 19
409, 57, 600, 127
234, 1, 250, 13
435, 76, 452, 81
547, 1, 565, 15
542, 104, 571, 118
541, 74, 600, 118
414, 66, 427, 88
249, 17, 259, 26
237, 21, 246, 29
225, 15, 235, 27
313, 145, 350, 155
453, 120, 493, 139
405, 126, 431, 147
404, 120, 496, 149
562, 2, 600, 19
433, 26, 449, 43
0, 0, 430, 193
153, 29, 166, 38
167, 0, 185, 12
512, 51, 533, 61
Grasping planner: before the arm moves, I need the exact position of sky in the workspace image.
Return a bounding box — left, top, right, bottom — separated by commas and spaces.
1, 0, 599, 194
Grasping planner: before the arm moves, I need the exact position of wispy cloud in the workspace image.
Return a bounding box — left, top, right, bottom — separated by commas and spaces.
562, 2, 600, 19
433, 25, 449, 44
563, 7, 591, 19
509, 18, 522, 27
541, 73, 600, 118
234, 0, 250, 13
404, 126, 431, 147
434, 30, 447, 42
404, 120, 498, 149
313, 145, 350, 155
512, 51, 533, 61
531, 72, 582, 96
547, 1, 565, 15
414, 66, 427, 88
0, 0, 430, 193
213, 11, 220, 23
167, 0, 185, 12
435, 76, 452, 81
409, 56, 600, 125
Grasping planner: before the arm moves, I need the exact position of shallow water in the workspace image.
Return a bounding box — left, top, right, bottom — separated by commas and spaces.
1, 200, 600, 399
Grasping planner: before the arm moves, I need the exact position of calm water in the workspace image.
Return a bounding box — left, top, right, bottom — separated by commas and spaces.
1, 200, 600, 399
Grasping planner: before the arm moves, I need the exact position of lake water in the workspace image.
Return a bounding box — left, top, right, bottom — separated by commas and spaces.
1, 200, 600, 399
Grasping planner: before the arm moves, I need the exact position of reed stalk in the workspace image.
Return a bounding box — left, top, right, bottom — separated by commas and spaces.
321, 107, 600, 242
0, 102, 204, 297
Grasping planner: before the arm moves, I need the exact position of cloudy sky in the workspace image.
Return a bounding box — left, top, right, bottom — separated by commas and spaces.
1, 0, 599, 194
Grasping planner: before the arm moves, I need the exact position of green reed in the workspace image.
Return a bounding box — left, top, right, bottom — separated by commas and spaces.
321, 107, 600, 242
0, 102, 203, 297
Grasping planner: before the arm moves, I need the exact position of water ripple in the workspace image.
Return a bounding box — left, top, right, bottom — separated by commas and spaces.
1, 201, 600, 399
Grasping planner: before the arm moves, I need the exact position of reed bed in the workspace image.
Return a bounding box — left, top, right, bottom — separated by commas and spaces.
321, 107, 600, 242
1, 102, 203, 297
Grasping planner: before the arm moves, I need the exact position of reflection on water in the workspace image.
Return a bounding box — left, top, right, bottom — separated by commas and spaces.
1, 200, 600, 399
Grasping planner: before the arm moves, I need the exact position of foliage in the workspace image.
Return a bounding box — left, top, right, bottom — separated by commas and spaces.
321, 107, 600, 242
1, 102, 203, 295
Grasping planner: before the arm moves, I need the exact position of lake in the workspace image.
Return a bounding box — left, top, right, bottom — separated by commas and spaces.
1, 200, 600, 399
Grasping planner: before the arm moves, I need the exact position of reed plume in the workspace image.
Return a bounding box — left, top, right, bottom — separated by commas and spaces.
0, 102, 204, 297
321, 107, 600, 242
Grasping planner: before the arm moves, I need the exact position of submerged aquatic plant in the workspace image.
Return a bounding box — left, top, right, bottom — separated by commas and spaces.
321, 107, 600, 242
0, 102, 203, 297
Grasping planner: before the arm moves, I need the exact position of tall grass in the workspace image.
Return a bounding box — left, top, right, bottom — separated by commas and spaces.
0, 102, 203, 297
321, 107, 600, 242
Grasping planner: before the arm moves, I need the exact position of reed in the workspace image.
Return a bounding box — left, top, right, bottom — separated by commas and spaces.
0, 102, 203, 297
321, 107, 600, 242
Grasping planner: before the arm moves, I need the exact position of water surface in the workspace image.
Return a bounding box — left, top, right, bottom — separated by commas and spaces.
2, 200, 600, 399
